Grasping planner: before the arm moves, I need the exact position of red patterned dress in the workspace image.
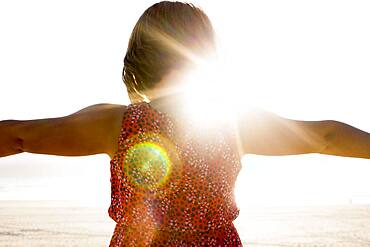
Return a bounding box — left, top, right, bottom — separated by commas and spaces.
108, 102, 243, 246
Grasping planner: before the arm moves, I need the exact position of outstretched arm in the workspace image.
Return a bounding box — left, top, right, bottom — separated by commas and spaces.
0, 104, 126, 158
238, 109, 370, 159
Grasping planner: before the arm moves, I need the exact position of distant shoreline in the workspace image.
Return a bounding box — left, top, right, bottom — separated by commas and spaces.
1, 199, 369, 208
0, 200, 109, 208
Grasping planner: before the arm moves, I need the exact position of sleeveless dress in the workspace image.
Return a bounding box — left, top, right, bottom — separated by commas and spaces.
108, 102, 243, 246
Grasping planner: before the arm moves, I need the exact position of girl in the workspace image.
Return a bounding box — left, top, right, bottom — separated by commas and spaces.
0, 1, 369, 246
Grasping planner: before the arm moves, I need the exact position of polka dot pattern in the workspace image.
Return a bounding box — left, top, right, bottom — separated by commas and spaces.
108, 102, 243, 246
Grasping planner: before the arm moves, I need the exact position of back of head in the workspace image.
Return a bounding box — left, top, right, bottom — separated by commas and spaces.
123, 1, 216, 103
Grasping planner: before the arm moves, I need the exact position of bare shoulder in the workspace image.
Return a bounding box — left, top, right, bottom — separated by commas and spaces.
70, 103, 127, 129
72, 103, 127, 116
69, 103, 128, 158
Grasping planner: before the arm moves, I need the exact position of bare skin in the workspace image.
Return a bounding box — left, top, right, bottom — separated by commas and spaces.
237, 109, 370, 158
0, 94, 369, 160
0, 104, 126, 159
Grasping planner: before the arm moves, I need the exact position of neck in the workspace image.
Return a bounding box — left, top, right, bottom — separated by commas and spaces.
148, 91, 187, 117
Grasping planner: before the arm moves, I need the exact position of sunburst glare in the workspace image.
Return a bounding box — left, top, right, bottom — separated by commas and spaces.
146, 23, 255, 128
178, 58, 255, 130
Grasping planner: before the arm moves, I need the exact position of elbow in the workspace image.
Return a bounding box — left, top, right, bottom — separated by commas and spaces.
318, 120, 370, 158
15, 137, 25, 153
318, 120, 339, 155
0, 120, 25, 157
319, 134, 334, 155
10, 120, 26, 153
3, 137, 24, 157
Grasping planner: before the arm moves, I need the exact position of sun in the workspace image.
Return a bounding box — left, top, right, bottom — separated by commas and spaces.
176, 57, 257, 130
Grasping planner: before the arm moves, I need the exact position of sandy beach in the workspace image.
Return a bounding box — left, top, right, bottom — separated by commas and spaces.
1, 201, 370, 247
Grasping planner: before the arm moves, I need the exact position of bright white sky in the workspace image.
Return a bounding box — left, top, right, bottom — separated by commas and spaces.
0, 0, 369, 208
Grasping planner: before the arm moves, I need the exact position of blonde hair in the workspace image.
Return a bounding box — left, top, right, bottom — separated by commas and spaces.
123, 1, 216, 103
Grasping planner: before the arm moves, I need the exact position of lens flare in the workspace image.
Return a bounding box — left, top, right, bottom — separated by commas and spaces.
123, 133, 181, 190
